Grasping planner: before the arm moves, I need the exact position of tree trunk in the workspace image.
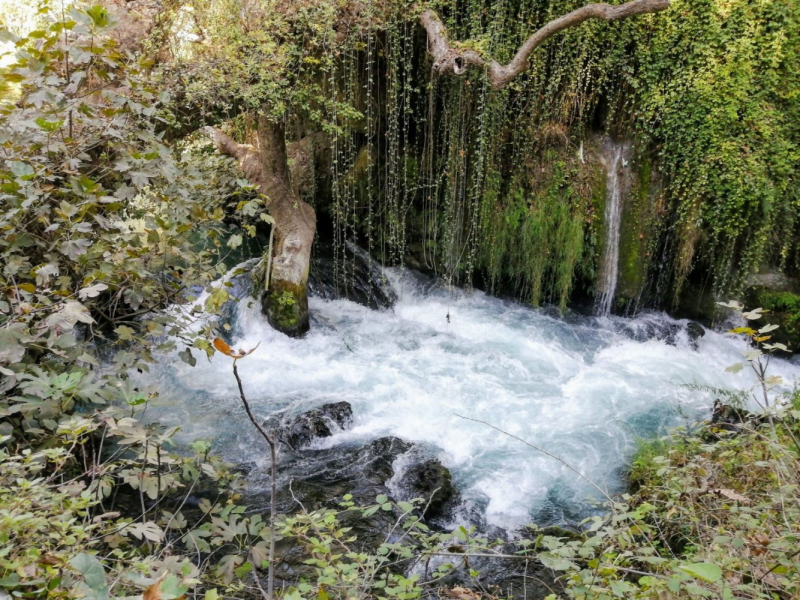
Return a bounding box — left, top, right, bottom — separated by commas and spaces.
206, 117, 316, 337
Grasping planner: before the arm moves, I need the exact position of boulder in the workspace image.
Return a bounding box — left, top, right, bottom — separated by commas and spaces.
394, 458, 456, 520
686, 321, 705, 350
309, 241, 397, 310
280, 401, 353, 450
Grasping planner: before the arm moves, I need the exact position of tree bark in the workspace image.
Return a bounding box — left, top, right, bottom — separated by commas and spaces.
420, 0, 670, 89
205, 118, 316, 337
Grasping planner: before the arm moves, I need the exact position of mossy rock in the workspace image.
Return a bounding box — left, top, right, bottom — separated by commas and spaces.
263, 280, 310, 337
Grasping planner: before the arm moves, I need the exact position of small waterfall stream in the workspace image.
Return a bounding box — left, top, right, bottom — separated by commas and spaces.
597, 141, 627, 316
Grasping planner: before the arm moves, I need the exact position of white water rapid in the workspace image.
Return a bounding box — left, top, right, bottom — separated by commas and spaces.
597, 142, 626, 316
146, 268, 800, 531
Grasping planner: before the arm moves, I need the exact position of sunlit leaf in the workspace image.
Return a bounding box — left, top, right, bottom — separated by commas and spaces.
678, 562, 722, 583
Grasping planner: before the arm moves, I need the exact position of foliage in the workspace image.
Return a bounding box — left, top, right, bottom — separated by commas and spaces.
0, 5, 271, 598
151, 0, 799, 309
480, 150, 598, 309
749, 290, 800, 340
3, 2, 800, 600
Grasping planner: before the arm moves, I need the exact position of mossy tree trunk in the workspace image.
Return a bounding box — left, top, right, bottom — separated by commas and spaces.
206, 116, 316, 337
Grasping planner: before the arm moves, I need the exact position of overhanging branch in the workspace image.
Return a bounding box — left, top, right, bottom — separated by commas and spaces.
420, 0, 670, 89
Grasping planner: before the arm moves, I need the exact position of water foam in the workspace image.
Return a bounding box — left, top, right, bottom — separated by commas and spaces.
145, 268, 800, 530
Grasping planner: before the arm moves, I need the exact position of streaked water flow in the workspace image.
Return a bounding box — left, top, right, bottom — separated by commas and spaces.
597, 142, 626, 316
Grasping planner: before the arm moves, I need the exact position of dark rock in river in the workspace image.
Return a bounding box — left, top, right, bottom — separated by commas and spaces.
395, 458, 456, 520
309, 241, 397, 310
614, 314, 707, 350
687, 321, 705, 349
279, 401, 353, 450
245, 436, 412, 518
705, 399, 767, 440
245, 436, 414, 585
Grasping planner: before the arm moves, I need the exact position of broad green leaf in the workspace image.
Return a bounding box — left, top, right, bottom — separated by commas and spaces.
69, 553, 106, 591
678, 562, 722, 583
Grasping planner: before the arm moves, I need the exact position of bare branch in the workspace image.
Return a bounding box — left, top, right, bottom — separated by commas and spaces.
231, 360, 278, 599
202, 126, 253, 162
420, 0, 670, 89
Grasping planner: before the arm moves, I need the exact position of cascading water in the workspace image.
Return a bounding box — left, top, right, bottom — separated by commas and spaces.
146, 265, 800, 532
596, 141, 627, 316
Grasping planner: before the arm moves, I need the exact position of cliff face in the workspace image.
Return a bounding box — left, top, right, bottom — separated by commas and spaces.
119, 0, 799, 321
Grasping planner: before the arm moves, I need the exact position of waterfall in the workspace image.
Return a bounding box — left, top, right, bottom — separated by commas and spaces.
597, 142, 626, 316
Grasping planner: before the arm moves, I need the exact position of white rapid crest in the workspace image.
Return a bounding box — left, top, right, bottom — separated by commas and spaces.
145, 268, 800, 531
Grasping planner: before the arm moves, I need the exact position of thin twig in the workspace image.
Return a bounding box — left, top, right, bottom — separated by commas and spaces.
453, 413, 612, 501
232, 359, 277, 599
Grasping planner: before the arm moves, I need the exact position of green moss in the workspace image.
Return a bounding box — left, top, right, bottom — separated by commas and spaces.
757, 291, 800, 331
478, 146, 603, 311
746, 289, 800, 350
615, 154, 658, 301
626, 436, 671, 490
587, 163, 607, 287
263, 280, 309, 337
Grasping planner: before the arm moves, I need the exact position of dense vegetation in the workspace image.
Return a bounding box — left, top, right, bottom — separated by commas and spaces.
143, 0, 800, 310
1, 0, 799, 599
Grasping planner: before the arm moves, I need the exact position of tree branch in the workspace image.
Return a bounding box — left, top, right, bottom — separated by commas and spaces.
420, 0, 670, 89
202, 126, 252, 162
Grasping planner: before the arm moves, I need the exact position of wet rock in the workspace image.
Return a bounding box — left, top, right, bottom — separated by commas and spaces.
246, 436, 412, 514
396, 459, 456, 519
614, 315, 681, 345
616, 315, 708, 350
245, 435, 414, 585
687, 321, 705, 350
709, 400, 765, 429
746, 271, 798, 292
280, 401, 353, 450
309, 241, 397, 310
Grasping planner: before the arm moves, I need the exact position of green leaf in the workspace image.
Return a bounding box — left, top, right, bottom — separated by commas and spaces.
9, 161, 34, 178
227, 234, 243, 249
233, 561, 252, 579
69, 553, 106, 591
538, 552, 578, 571
78, 282, 108, 300
35, 117, 64, 132
0, 324, 26, 364
159, 574, 189, 600
179, 348, 197, 367
85, 5, 109, 27
60, 238, 92, 260
678, 562, 722, 583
